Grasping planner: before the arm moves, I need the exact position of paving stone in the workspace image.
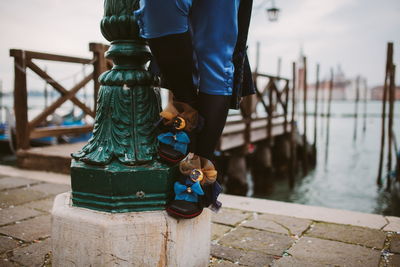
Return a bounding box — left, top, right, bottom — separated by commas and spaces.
390, 234, 400, 254
29, 183, 70, 195
0, 215, 51, 242
22, 197, 55, 213
212, 224, 232, 241
272, 256, 326, 267
0, 259, 20, 267
11, 238, 51, 267
238, 251, 275, 267
305, 222, 386, 249
287, 236, 381, 267
211, 244, 245, 262
0, 188, 48, 208
0, 177, 40, 191
212, 209, 252, 226
0, 236, 19, 254
0, 206, 42, 226
211, 244, 275, 266
388, 254, 400, 267
243, 213, 312, 236
384, 216, 400, 232
210, 259, 239, 267
219, 227, 294, 256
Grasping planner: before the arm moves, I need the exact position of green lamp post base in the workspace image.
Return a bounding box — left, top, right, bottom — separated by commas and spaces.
69, 0, 177, 213
71, 160, 178, 213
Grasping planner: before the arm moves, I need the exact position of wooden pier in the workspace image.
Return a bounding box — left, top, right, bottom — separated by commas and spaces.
9, 43, 300, 175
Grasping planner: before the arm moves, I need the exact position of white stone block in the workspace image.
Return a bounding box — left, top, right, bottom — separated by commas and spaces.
52, 192, 211, 267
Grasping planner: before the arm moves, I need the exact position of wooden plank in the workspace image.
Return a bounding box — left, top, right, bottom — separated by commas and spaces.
17, 142, 87, 174
27, 60, 94, 128
27, 60, 94, 118
220, 122, 291, 151
255, 72, 290, 82
10, 49, 93, 64
10, 49, 30, 149
30, 125, 93, 139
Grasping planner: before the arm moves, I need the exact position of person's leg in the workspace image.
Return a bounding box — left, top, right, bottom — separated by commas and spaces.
147, 33, 197, 106
135, 0, 197, 106
195, 93, 231, 160
190, 0, 241, 160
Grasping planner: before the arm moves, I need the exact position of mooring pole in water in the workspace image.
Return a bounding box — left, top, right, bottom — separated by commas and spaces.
0, 80, 2, 123
362, 78, 368, 133
324, 68, 334, 166
277, 57, 282, 77
289, 62, 297, 187
255, 41, 260, 72
313, 64, 320, 150
387, 64, 396, 191
377, 42, 393, 186
353, 76, 360, 142
320, 77, 326, 138
302, 56, 308, 174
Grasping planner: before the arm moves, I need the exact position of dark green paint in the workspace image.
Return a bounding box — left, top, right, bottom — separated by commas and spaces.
71, 0, 175, 212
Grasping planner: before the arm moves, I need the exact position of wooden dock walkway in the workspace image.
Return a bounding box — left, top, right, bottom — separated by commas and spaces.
9, 43, 297, 174
16, 116, 291, 174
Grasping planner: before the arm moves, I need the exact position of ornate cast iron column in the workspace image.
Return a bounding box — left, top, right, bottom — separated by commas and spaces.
70, 0, 176, 212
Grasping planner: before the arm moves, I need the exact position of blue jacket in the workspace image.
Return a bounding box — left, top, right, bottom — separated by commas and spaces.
150, 0, 255, 110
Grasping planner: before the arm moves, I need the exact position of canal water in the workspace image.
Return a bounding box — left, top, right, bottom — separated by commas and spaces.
253, 100, 400, 217
1, 94, 399, 216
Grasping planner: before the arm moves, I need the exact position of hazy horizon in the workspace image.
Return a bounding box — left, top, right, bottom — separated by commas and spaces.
0, 0, 399, 93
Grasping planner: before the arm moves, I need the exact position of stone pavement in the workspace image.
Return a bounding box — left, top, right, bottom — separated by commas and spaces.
0, 166, 399, 266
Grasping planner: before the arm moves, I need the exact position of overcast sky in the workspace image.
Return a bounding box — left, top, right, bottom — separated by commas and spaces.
0, 0, 399, 92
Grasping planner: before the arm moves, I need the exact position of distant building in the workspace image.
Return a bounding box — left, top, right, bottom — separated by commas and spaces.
370, 86, 400, 100
298, 64, 354, 101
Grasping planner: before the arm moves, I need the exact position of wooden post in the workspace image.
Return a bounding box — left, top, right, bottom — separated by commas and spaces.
0, 80, 2, 123
302, 56, 308, 174
313, 64, 320, 148
353, 76, 360, 142
255, 42, 260, 73
377, 43, 393, 186
277, 57, 282, 77
320, 78, 326, 137
10, 49, 30, 150
89, 43, 108, 112
324, 68, 334, 165
268, 79, 274, 148
283, 81, 289, 135
289, 62, 297, 187
387, 64, 396, 191
362, 78, 368, 133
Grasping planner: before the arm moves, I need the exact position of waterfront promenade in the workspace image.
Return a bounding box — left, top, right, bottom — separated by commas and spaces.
0, 165, 399, 266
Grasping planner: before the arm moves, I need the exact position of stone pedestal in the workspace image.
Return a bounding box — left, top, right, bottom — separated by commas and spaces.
52, 193, 211, 267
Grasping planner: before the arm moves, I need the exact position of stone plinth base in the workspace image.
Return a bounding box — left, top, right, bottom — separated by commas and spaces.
51, 193, 211, 267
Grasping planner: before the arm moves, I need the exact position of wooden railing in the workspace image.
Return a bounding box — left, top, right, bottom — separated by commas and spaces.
10, 43, 112, 150
230, 72, 291, 150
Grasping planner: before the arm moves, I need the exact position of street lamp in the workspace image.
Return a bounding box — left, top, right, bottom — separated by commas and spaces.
266, 0, 280, 22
